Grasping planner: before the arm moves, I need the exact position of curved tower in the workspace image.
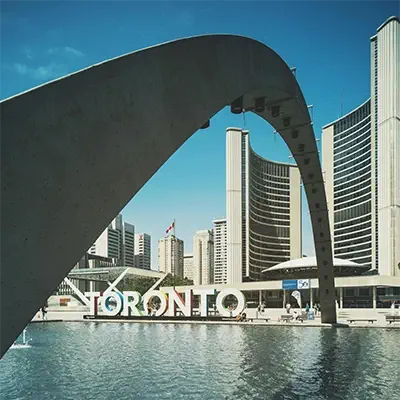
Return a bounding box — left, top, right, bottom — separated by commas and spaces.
226, 128, 302, 282
323, 16, 399, 276
323, 101, 373, 268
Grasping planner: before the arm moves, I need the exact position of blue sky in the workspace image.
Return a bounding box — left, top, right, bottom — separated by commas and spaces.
1, 1, 398, 268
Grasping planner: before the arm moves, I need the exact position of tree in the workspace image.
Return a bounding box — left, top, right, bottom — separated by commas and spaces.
162, 273, 194, 288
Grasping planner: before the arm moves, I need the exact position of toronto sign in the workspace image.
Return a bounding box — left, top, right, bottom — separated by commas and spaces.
85, 287, 246, 317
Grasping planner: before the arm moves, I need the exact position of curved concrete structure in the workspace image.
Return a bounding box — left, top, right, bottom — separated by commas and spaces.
1, 34, 336, 356
262, 256, 369, 280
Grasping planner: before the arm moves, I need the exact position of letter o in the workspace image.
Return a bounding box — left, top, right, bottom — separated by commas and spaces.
142, 290, 168, 316
101, 292, 123, 316
216, 289, 246, 317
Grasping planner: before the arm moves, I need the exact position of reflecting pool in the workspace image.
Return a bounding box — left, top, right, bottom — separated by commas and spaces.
1, 323, 399, 399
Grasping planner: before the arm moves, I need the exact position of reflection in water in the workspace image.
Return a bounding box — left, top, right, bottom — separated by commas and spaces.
0, 323, 399, 399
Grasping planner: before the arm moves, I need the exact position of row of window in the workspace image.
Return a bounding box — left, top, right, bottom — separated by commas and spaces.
333, 102, 370, 136
251, 172, 290, 191
250, 181, 290, 198
335, 221, 371, 237
334, 193, 371, 211
250, 200, 290, 219
250, 149, 290, 177
250, 167, 290, 185
249, 193, 290, 213
335, 241, 371, 255
334, 121, 370, 149
249, 243, 290, 258
334, 178, 371, 198
334, 164, 371, 187
334, 158, 371, 182
334, 201, 371, 223
249, 236, 290, 251
249, 220, 290, 238
334, 186, 371, 206
334, 144, 370, 173
334, 230, 372, 248
334, 127, 371, 156
250, 209, 290, 227
249, 228, 290, 244
333, 135, 371, 168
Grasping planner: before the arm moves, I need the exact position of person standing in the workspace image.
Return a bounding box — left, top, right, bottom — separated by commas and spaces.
286, 303, 291, 314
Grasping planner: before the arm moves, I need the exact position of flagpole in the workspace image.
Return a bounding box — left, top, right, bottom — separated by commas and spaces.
173, 219, 176, 238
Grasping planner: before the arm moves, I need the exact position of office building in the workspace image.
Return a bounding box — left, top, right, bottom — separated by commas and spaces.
322, 16, 399, 276
134, 233, 151, 270
183, 253, 194, 281
213, 218, 228, 284
193, 230, 214, 285
88, 214, 135, 267
226, 127, 302, 283
158, 235, 184, 277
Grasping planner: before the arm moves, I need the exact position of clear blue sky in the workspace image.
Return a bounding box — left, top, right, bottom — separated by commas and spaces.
1, 1, 398, 268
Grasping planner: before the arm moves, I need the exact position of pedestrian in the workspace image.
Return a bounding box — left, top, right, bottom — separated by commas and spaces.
305, 303, 310, 312
286, 303, 291, 314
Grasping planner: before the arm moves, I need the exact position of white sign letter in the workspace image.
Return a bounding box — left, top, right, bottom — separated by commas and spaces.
122, 291, 142, 316
142, 290, 168, 316
85, 292, 100, 315
164, 288, 192, 317
193, 288, 216, 316
216, 289, 246, 317
101, 292, 123, 316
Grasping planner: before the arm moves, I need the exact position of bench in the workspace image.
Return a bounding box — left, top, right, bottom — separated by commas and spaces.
247, 317, 271, 323
347, 319, 377, 324
281, 315, 294, 323
386, 315, 400, 324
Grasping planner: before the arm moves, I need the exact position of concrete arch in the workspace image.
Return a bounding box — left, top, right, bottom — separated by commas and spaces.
0, 35, 336, 356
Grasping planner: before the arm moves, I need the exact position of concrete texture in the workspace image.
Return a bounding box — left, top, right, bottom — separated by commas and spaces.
1, 35, 336, 357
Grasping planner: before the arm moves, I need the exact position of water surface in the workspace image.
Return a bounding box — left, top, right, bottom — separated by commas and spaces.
1, 322, 399, 399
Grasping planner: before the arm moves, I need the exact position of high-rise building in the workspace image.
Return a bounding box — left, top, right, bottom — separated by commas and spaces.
213, 218, 228, 284
134, 233, 151, 270
89, 214, 135, 267
158, 235, 184, 277
193, 230, 214, 285
322, 16, 399, 276
226, 127, 302, 283
183, 253, 194, 281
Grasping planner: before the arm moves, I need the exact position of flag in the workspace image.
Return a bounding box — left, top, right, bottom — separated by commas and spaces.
166, 221, 175, 235
291, 290, 302, 308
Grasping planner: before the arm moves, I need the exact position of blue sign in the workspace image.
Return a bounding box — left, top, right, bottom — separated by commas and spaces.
282, 280, 298, 290
282, 279, 311, 290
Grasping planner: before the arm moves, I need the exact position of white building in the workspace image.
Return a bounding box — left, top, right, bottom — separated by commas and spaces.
158, 235, 184, 277
134, 233, 151, 270
183, 253, 194, 281
213, 218, 228, 284
322, 16, 400, 276
226, 127, 302, 284
193, 230, 214, 285
88, 214, 135, 267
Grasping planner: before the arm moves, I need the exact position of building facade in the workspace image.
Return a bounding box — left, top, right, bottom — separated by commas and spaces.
88, 214, 135, 267
158, 235, 184, 277
193, 230, 214, 285
183, 253, 194, 281
134, 233, 151, 270
213, 218, 228, 284
322, 16, 399, 277
226, 127, 302, 283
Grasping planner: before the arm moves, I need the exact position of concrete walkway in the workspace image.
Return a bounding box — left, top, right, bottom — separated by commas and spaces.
31, 309, 400, 329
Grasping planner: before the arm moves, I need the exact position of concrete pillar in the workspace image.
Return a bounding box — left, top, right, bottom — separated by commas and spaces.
339, 287, 343, 309
372, 286, 377, 309
310, 288, 313, 308
283, 290, 286, 309
259, 290, 262, 305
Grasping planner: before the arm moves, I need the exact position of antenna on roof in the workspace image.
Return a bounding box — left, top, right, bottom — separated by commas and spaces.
340, 90, 343, 117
